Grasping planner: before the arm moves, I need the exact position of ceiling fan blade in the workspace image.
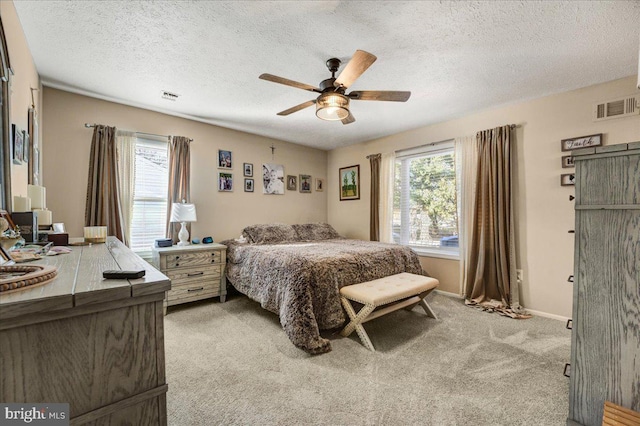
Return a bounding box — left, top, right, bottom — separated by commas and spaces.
277, 100, 316, 116
341, 112, 356, 125
348, 91, 411, 102
259, 74, 319, 92
334, 50, 377, 89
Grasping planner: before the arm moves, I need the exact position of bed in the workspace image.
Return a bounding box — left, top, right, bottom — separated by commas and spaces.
221, 223, 424, 354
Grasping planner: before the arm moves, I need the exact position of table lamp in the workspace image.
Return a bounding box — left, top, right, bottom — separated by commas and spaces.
170, 201, 197, 246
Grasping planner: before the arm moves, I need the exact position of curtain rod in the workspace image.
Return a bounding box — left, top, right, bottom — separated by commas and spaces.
84, 123, 193, 142
393, 124, 518, 155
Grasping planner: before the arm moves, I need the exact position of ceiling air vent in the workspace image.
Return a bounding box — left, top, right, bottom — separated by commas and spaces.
593, 94, 639, 121
161, 90, 179, 101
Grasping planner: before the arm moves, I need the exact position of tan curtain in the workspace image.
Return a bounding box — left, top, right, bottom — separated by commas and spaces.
84, 124, 124, 241
379, 152, 396, 243
456, 135, 478, 296
369, 153, 381, 241
115, 130, 136, 247
465, 125, 526, 317
166, 136, 191, 243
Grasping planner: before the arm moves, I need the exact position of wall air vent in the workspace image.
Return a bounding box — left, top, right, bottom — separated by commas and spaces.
161, 90, 179, 101
593, 94, 639, 122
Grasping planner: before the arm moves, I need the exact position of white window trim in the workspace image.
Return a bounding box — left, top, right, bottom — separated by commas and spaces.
394, 139, 459, 258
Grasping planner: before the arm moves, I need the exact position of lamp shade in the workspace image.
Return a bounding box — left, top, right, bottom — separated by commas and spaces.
170, 203, 197, 223
316, 93, 350, 121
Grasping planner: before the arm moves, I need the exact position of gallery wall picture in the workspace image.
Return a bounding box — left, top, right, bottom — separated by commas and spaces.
243, 163, 253, 177
218, 172, 233, 191
12, 124, 23, 164
244, 178, 254, 192
299, 175, 311, 193
561, 173, 575, 186
339, 165, 360, 201
263, 163, 284, 195
562, 155, 574, 168
286, 175, 297, 191
315, 178, 324, 192
561, 133, 602, 151
218, 149, 232, 169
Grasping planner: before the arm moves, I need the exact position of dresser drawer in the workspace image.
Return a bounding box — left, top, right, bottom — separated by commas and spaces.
166, 280, 219, 304
165, 265, 221, 285
163, 250, 221, 269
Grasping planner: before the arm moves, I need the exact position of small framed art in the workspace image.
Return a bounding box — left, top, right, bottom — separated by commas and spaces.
218, 149, 232, 169
286, 175, 297, 191
218, 172, 233, 191
561, 173, 575, 186
244, 178, 254, 192
562, 155, 574, 168
12, 124, 23, 164
243, 163, 253, 177
561, 134, 602, 152
299, 175, 311, 193
315, 178, 324, 192
339, 165, 360, 201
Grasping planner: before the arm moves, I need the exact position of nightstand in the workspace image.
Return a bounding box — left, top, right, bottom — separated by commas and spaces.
152, 243, 227, 314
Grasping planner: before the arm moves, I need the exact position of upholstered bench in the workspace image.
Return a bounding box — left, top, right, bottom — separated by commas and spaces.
339, 272, 439, 351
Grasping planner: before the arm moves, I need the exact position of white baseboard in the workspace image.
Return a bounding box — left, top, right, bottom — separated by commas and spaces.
434, 290, 570, 322
524, 308, 570, 322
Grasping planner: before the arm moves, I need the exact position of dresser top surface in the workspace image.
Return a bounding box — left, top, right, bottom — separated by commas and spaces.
153, 242, 226, 254
0, 236, 170, 319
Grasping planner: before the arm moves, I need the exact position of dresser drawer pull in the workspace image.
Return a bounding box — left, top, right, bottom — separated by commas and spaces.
187, 287, 204, 292
175, 255, 180, 260
187, 272, 204, 277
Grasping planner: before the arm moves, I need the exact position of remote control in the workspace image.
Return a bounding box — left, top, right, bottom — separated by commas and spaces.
102, 270, 146, 279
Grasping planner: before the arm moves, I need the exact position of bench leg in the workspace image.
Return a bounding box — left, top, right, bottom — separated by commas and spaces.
404, 289, 438, 320
340, 297, 376, 351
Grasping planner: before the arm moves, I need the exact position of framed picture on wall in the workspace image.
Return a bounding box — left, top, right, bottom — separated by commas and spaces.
562, 155, 574, 168
218, 172, 233, 191
12, 124, 23, 164
22, 131, 29, 164
339, 165, 360, 201
286, 175, 297, 191
561, 173, 576, 186
262, 163, 284, 195
244, 178, 254, 192
299, 175, 311, 193
218, 149, 232, 169
243, 163, 253, 177
561, 133, 602, 152
315, 178, 324, 192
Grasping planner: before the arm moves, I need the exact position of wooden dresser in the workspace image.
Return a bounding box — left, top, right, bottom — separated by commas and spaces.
0, 237, 170, 425
568, 142, 640, 425
152, 243, 226, 314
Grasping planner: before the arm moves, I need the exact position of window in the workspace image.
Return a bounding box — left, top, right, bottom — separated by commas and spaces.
129, 138, 168, 254
393, 141, 459, 258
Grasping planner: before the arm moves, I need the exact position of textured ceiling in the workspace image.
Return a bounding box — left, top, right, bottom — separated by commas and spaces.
13, 1, 640, 150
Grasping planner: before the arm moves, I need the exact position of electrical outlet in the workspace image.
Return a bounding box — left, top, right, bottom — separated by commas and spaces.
516, 269, 523, 282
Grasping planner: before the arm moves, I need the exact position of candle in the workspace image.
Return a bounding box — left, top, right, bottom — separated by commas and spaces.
34, 209, 52, 225
13, 196, 31, 212
27, 185, 46, 209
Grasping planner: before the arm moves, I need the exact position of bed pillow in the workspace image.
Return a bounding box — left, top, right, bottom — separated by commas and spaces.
242, 223, 300, 244
293, 223, 342, 241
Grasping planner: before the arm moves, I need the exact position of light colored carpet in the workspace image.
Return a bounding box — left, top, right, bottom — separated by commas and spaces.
164, 292, 570, 425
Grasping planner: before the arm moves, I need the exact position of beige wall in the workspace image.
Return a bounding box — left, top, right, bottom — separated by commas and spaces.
1, 0, 42, 203
42, 88, 327, 241
328, 76, 640, 318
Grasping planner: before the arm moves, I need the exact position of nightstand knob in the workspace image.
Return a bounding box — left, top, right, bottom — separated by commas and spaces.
175, 256, 180, 260
176, 263, 179, 267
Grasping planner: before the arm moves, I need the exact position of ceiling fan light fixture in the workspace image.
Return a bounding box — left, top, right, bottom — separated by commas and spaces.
316, 93, 349, 121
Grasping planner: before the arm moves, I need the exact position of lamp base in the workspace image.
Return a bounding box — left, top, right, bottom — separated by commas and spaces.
177, 221, 190, 246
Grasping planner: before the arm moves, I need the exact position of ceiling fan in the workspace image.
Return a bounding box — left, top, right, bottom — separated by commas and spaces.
259, 50, 411, 125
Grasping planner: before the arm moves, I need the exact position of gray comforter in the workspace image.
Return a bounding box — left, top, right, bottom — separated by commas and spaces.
222, 238, 423, 354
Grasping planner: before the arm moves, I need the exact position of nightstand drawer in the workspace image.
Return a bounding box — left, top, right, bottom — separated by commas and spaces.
164, 251, 221, 269
167, 280, 219, 304
165, 265, 221, 285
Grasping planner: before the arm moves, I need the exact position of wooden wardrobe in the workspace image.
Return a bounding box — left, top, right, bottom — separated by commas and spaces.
568, 142, 640, 425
